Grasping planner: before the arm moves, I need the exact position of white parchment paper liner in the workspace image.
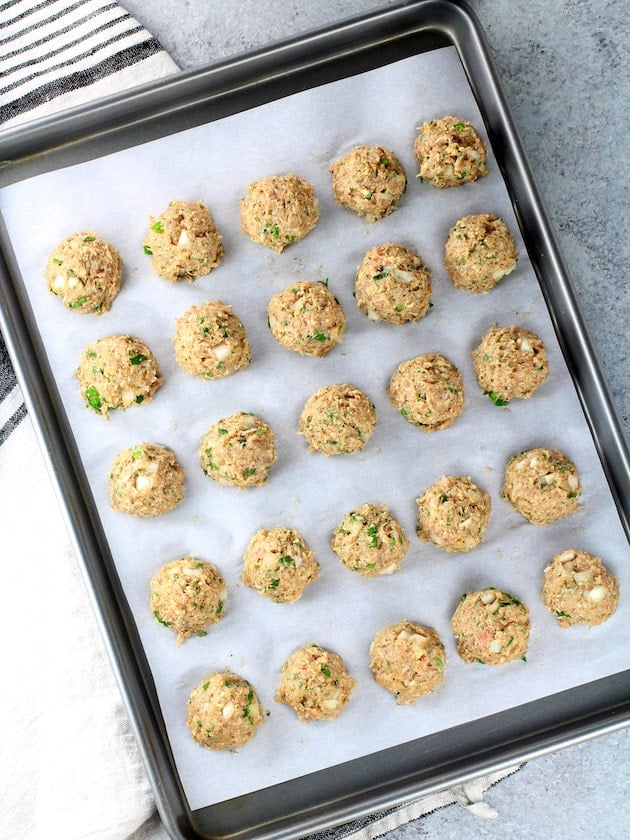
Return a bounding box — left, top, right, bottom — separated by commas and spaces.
1, 47, 628, 811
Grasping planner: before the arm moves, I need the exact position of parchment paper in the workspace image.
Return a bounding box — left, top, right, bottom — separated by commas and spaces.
1, 47, 628, 811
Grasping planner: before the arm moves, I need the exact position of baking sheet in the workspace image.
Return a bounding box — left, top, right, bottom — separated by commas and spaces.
0, 46, 628, 812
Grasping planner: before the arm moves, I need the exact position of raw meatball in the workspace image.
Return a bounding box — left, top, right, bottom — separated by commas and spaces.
416, 475, 491, 553
239, 174, 319, 252
331, 503, 409, 578
387, 353, 464, 432
502, 447, 581, 525
355, 242, 432, 324
275, 643, 356, 722
267, 280, 345, 357
472, 324, 549, 404
198, 412, 276, 489
187, 672, 264, 750
369, 620, 446, 704
142, 200, 223, 283
444, 214, 518, 293
242, 527, 319, 602
542, 549, 620, 627
413, 116, 488, 188
299, 383, 377, 455
76, 334, 162, 418
109, 443, 184, 517
150, 557, 227, 644
451, 587, 530, 665
329, 144, 407, 221
44, 231, 121, 314
173, 300, 252, 380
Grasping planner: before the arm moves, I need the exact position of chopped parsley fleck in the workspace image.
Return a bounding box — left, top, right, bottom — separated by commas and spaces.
135, 395, 145, 404
278, 556, 294, 566
68, 296, 87, 309
484, 390, 509, 406
143, 245, 153, 255
153, 611, 171, 627
85, 386, 103, 412
83, 235, 96, 242
132, 447, 143, 459
320, 665, 331, 678
129, 352, 147, 365
150, 220, 164, 233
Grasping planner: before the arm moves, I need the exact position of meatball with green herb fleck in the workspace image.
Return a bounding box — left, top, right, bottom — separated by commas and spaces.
44, 231, 121, 314
417, 475, 491, 553
444, 214, 518, 293
199, 412, 276, 489
239, 174, 319, 252
76, 334, 162, 418
451, 587, 530, 665
331, 503, 409, 578
242, 527, 319, 602
502, 447, 581, 525
143, 199, 223, 283
275, 644, 356, 722
355, 242, 432, 324
299, 383, 377, 455
187, 672, 264, 750
369, 621, 446, 704
387, 353, 464, 432
542, 549, 620, 628
173, 300, 251, 380
413, 116, 488, 188
267, 280, 345, 357
330, 144, 407, 221
150, 557, 227, 645
472, 324, 548, 405
109, 443, 184, 517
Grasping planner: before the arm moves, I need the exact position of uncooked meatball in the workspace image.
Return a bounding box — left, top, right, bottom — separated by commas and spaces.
451, 587, 530, 665
150, 557, 227, 644
413, 116, 488, 188
369, 620, 446, 704
330, 503, 409, 578
329, 144, 407, 221
472, 324, 548, 404
416, 475, 491, 553
354, 242, 432, 324
76, 334, 162, 417
242, 527, 319, 602
109, 442, 184, 517
275, 643, 356, 722
444, 214, 518, 293
541, 549, 620, 627
187, 672, 264, 750
502, 447, 581, 525
142, 200, 224, 283
299, 383, 377, 455
44, 231, 121, 314
173, 300, 252, 380
267, 280, 345, 357
198, 412, 276, 489
239, 174, 319, 252
387, 353, 464, 432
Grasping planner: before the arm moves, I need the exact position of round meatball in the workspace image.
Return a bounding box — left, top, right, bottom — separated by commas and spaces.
417, 475, 491, 553
239, 174, 319, 252
355, 242, 432, 324
451, 587, 530, 665
267, 281, 345, 357
199, 412, 276, 489
444, 214, 518, 293
150, 557, 227, 644
369, 620, 446, 704
242, 527, 319, 602
472, 324, 549, 404
76, 334, 162, 418
502, 447, 581, 525
329, 144, 407, 221
142, 200, 223, 283
173, 300, 252, 380
542, 549, 620, 627
331, 503, 409, 578
109, 443, 184, 517
387, 353, 464, 432
413, 116, 488, 188
187, 672, 264, 750
275, 644, 356, 722
44, 231, 121, 314
298, 383, 377, 455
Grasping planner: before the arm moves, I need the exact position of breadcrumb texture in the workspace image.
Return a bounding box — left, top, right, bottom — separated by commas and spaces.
502, 447, 581, 525
239, 174, 318, 252
275, 644, 356, 722
109, 442, 184, 517
413, 116, 488, 188
451, 587, 530, 665
369, 620, 446, 704
542, 549, 619, 627
44, 231, 121, 314
330, 144, 406, 221
187, 672, 264, 750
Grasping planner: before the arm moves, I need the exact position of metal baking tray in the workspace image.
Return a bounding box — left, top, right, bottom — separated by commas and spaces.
0, 2, 628, 838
